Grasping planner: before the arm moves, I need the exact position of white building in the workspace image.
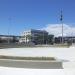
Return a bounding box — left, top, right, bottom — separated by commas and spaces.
19, 30, 31, 43
19, 29, 48, 44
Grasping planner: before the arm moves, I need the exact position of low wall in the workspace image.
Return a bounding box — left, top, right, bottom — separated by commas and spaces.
0, 59, 63, 69
0, 43, 35, 49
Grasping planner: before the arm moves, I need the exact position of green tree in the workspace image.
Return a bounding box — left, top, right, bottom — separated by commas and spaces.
47, 35, 54, 45
26, 35, 32, 43
36, 34, 48, 44
36, 35, 43, 44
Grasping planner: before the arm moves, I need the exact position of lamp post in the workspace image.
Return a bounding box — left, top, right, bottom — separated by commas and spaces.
8, 18, 11, 43
42, 31, 44, 44
60, 10, 63, 44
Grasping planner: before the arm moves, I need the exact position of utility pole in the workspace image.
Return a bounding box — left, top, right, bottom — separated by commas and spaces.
8, 18, 10, 44
60, 10, 63, 44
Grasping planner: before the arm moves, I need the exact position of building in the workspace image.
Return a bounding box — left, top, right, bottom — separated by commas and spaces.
54, 36, 75, 44
19, 29, 48, 44
0, 35, 20, 43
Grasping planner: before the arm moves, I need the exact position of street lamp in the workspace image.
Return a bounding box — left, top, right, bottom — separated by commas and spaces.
60, 10, 63, 44
8, 17, 11, 43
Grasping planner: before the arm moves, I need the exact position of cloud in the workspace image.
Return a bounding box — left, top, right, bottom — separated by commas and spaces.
42, 24, 75, 37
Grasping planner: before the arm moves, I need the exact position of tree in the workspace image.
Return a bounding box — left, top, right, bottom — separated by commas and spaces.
26, 35, 32, 43
36, 35, 43, 44
47, 35, 54, 44
67, 39, 72, 46
35, 34, 48, 44
44, 35, 48, 44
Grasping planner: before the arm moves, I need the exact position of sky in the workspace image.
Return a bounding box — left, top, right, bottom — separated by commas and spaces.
43, 24, 75, 36
0, 0, 75, 36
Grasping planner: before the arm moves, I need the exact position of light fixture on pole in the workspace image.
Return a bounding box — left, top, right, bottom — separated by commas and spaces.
60, 10, 63, 44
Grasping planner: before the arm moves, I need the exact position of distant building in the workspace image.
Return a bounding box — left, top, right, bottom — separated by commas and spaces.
0, 35, 20, 43
19, 29, 48, 44
54, 36, 75, 44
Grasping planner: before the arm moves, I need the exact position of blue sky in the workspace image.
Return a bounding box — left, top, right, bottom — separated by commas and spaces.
0, 0, 75, 35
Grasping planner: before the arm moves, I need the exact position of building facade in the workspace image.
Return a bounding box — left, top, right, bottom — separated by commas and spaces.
0, 35, 20, 43
54, 36, 75, 44
19, 29, 48, 44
